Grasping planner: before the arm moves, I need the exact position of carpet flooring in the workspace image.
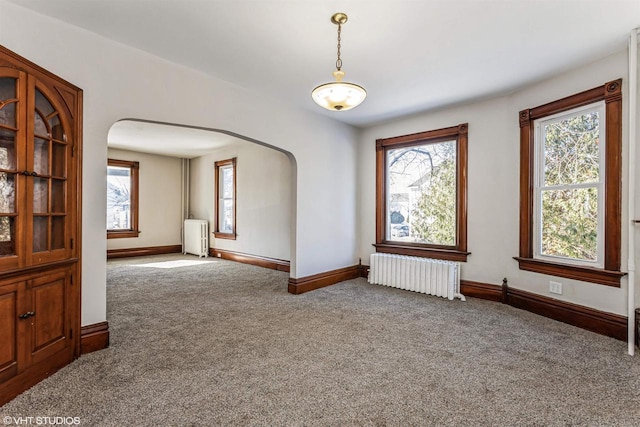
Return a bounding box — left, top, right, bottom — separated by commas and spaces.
2, 254, 639, 426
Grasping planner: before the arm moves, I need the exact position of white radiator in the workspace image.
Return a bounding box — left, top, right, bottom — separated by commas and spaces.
368, 253, 465, 301
183, 220, 209, 258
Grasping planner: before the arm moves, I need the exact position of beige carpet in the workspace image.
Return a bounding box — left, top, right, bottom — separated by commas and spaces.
1, 254, 639, 426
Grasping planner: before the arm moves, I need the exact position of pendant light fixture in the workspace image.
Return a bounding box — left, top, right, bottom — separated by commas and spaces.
312, 12, 367, 111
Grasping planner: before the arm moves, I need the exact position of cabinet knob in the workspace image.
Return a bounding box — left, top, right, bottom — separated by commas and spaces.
18, 311, 35, 319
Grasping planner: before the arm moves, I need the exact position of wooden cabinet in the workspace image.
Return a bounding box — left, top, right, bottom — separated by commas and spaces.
0, 280, 21, 384
0, 45, 82, 405
0, 268, 75, 383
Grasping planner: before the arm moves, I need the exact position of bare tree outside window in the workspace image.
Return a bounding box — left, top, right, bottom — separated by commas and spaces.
387, 141, 456, 245
375, 123, 468, 262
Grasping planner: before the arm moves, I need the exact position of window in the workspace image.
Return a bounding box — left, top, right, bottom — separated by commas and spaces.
516, 79, 624, 286
534, 103, 605, 266
107, 159, 139, 238
214, 157, 236, 239
375, 124, 469, 261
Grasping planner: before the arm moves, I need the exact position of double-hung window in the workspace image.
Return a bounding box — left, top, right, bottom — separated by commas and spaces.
214, 157, 236, 239
375, 123, 469, 261
516, 79, 624, 286
533, 103, 605, 267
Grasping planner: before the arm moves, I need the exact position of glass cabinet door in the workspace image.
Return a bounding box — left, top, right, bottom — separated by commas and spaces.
0, 71, 24, 270
28, 83, 71, 265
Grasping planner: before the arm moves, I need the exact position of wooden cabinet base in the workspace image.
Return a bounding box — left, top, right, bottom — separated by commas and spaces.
0, 348, 74, 406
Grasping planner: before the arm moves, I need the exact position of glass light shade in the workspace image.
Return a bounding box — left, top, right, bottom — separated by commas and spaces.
312, 70, 366, 111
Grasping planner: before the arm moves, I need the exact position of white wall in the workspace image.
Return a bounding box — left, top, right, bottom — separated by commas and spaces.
106, 148, 182, 250
358, 49, 631, 315
0, 1, 359, 326
189, 140, 292, 261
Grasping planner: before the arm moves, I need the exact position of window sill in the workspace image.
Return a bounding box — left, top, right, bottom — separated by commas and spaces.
513, 257, 625, 287
374, 243, 469, 262
213, 232, 236, 240
107, 230, 140, 239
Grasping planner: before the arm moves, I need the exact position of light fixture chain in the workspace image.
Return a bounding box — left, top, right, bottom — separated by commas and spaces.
336, 23, 342, 71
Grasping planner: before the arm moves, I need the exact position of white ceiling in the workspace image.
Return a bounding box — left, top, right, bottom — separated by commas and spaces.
7, 0, 640, 155
108, 120, 244, 158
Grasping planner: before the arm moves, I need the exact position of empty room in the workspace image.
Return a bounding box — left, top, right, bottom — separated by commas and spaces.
1, 0, 639, 425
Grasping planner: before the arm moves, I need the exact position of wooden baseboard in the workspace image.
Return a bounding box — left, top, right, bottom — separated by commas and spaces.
636, 309, 640, 348
210, 248, 290, 273
288, 265, 361, 294
80, 321, 109, 354
460, 280, 503, 302
636, 309, 639, 348
107, 244, 182, 259
505, 286, 627, 341
460, 279, 627, 341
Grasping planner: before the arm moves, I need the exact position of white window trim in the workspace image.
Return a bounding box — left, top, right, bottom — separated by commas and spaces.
532, 101, 606, 268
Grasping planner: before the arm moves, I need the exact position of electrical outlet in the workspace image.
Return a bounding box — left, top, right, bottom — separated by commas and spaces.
549, 281, 562, 295
217, 253, 222, 258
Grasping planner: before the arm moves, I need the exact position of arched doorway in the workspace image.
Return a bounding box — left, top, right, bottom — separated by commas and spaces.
106, 118, 297, 276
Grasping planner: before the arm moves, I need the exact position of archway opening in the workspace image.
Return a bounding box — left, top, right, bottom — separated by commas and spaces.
106, 118, 297, 275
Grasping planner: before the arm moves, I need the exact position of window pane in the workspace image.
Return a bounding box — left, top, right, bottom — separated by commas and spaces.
107, 166, 132, 230
33, 216, 48, 253
220, 199, 234, 233
221, 166, 233, 198
52, 142, 66, 177
34, 111, 48, 137
33, 177, 48, 214
387, 140, 456, 246
0, 78, 16, 128
51, 216, 65, 250
543, 110, 600, 187
49, 114, 65, 141
35, 90, 55, 117
0, 173, 15, 213
0, 103, 15, 128
0, 78, 16, 102
0, 216, 15, 256
0, 129, 17, 170
541, 187, 598, 262
34, 138, 50, 175
51, 179, 65, 213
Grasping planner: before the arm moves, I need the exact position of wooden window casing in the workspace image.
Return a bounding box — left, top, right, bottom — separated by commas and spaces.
515, 79, 624, 287
375, 123, 469, 262
106, 158, 139, 239
214, 157, 237, 240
